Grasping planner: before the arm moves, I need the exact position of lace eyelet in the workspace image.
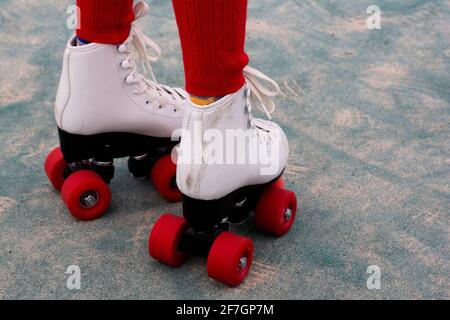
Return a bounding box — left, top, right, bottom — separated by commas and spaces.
121, 60, 130, 69
126, 76, 135, 85
145, 100, 150, 105
118, 45, 127, 53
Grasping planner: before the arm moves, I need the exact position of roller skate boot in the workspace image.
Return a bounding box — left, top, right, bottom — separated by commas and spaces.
45, 2, 186, 221
148, 67, 298, 286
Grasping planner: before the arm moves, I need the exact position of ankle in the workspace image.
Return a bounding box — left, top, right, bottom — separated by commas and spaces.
76, 36, 91, 46
190, 96, 223, 106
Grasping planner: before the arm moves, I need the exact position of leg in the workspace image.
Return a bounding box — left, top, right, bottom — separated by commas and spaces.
76, 0, 135, 44
172, 0, 249, 102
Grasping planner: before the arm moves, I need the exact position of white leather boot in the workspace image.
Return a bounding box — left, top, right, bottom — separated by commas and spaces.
149, 67, 298, 287
176, 66, 289, 201
55, 1, 186, 138
45, 1, 185, 221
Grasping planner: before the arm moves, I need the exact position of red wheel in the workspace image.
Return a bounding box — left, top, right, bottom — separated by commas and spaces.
61, 170, 111, 221
207, 232, 253, 287
255, 186, 297, 237
151, 154, 181, 202
272, 177, 285, 189
44, 147, 68, 191
148, 214, 189, 267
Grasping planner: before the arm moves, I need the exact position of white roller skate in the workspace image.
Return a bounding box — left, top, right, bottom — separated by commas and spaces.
45, 1, 187, 221
149, 66, 298, 286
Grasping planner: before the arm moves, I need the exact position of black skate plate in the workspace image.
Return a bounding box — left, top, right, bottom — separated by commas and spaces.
182, 172, 284, 233
58, 128, 178, 163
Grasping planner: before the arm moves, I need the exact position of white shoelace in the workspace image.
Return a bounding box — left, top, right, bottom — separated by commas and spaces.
119, 1, 185, 109
243, 66, 281, 129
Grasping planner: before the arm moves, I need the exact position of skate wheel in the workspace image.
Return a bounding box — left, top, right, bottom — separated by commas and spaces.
148, 214, 189, 267
272, 177, 285, 189
151, 154, 181, 202
255, 186, 297, 237
207, 232, 253, 287
61, 170, 111, 221
44, 147, 68, 191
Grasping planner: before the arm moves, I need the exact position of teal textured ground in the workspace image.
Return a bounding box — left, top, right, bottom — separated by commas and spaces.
0, 0, 449, 299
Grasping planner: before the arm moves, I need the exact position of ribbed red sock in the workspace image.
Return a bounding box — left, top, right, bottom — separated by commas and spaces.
76, 0, 134, 45
172, 0, 249, 97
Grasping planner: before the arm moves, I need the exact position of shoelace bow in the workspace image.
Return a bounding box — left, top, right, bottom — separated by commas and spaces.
243, 66, 281, 129
119, 1, 185, 108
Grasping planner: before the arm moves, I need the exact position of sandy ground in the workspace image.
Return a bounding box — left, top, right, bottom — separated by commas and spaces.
0, 0, 449, 299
